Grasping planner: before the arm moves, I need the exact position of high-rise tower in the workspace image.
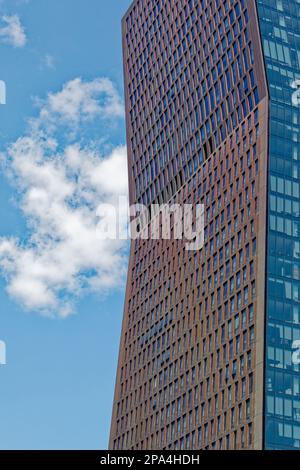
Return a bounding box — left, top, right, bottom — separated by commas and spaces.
110, 0, 300, 450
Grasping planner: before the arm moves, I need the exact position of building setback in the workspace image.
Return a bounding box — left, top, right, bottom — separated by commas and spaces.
110, 0, 300, 450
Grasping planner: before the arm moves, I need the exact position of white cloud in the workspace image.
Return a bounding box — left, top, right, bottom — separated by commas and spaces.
0, 15, 26, 48
38, 77, 124, 128
0, 77, 128, 318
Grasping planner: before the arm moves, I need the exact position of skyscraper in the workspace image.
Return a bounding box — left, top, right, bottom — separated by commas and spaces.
110, 0, 300, 450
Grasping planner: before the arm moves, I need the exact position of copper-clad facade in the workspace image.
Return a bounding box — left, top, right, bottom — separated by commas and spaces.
110, 0, 270, 450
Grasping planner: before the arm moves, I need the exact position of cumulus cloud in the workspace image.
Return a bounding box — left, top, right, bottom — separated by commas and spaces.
38, 77, 124, 128
0, 77, 128, 317
0, 15, 27, 48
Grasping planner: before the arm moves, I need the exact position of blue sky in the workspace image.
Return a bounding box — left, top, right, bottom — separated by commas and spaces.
0, 0, 132, 449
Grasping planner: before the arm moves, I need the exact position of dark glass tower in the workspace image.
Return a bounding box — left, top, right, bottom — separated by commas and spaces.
110, 0, 300, 450
256, 0, 300, 450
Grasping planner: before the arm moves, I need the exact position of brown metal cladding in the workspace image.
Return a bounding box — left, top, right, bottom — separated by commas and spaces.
109, 0, 269, 450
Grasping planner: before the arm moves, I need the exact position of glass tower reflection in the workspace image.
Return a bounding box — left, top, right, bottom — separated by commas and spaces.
256, 0, 300, 450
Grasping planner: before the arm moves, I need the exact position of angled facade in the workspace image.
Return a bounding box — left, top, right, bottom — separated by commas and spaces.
110, 0, 300, 450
